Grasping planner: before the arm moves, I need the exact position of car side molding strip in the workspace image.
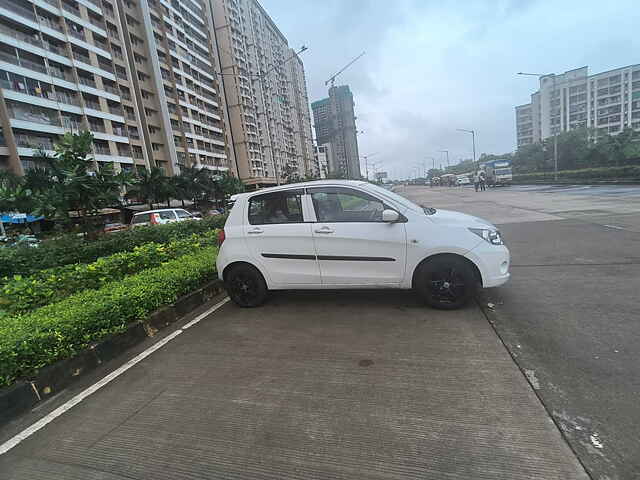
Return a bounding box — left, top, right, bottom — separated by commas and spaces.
262, 253, 395, 262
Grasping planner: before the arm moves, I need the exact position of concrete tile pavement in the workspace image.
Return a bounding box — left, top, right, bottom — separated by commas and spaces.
0, 291, 588, 479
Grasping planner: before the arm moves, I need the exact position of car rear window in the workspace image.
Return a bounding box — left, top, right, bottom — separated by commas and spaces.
176, 209, 192, 218
248, 190, 303, 225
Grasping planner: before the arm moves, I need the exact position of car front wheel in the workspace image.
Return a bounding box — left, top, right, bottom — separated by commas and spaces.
225, 264, 268, 307
414, 256, 478, 310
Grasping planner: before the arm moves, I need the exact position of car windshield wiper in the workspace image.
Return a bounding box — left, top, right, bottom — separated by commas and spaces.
422, 206, 436, 215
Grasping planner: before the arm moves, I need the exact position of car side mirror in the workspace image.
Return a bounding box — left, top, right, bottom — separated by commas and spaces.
382, 209, 400, 223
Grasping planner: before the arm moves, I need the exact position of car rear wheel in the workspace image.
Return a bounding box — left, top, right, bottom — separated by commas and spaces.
414, 256, 478, 310
225, 264, 268, 307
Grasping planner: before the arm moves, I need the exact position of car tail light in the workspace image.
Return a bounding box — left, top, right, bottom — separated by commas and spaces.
217, 229, 226, 245
150, 213, 160, 225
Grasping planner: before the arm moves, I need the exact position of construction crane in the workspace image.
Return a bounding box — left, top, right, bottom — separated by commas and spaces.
325, 52, 366, 88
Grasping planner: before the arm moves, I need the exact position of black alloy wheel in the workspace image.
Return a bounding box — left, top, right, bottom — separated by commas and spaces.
225, 264, 268, 307
415, 256, 477, 310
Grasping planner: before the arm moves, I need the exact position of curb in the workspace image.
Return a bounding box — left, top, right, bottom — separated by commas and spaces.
0, 279, 226, 427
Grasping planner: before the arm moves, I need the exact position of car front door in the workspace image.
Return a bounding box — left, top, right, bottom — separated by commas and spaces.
244, 189, 320, 286
308, 186, 407, 286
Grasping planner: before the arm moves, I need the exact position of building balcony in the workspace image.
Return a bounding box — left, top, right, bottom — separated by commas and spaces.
0, 0, 36, 21
67, 28, 86, 42
78, 76, 96, 88
0, 50, 47, 74
14, 133, 56, 150
72, 51, 91, 65
62, 2, 81, 17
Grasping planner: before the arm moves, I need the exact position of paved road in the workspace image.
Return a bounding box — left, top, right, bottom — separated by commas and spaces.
0, 292, 586, 478
399, 185, 640, 480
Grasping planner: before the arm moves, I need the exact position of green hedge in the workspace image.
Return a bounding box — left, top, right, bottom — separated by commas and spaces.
0, 231, 218, 315
0, 215, 226, 279
513, 166, 640, 182
0, 246, 218, 387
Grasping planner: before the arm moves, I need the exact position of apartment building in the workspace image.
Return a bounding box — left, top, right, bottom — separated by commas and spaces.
0, 0, 232, 176
311, 85, 361, 179
211, 0, 314, 188
313, 143, 331, 179
516, 64, 640, 148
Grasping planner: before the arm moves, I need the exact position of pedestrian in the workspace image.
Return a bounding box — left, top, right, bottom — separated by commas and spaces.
479, 171, 486, 192
473, 171, 480, 192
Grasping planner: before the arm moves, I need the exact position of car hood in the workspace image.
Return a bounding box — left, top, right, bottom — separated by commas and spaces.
427, 209, 494, 228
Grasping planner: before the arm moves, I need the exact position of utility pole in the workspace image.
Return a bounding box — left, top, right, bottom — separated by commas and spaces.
457, 129, 476, 169
438, 150, 449, 168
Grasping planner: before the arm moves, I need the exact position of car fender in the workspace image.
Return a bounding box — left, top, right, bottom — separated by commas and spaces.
404, 242, 484, 288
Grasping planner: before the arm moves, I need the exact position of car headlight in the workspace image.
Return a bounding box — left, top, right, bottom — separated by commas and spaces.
469, 228, 503, 245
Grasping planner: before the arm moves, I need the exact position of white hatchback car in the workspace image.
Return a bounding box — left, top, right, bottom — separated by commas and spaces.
130, 208, 198, 227
216, 180, 510, 309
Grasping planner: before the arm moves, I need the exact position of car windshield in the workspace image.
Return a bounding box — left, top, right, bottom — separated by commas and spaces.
366, 183, 424, 212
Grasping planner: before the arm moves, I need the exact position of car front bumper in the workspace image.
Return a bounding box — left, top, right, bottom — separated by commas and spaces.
466, 242, 510, 288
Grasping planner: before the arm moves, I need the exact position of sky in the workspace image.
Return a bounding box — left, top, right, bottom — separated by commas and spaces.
262, 0, 639, 179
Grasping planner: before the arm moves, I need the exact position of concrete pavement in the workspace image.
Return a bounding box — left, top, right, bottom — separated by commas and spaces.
0, 290, 587, 479
399, 185, 640, 480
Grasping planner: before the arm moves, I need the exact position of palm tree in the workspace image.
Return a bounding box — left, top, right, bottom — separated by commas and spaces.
128, 166, 170, 210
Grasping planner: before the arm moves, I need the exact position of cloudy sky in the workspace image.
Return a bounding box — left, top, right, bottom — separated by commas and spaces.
262, 0, 639, 178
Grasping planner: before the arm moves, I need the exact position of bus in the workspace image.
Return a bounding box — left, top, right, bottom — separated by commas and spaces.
480, 159, 512, 186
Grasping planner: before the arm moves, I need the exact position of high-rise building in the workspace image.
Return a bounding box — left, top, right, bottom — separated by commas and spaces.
311, 85, 361, 179
0, 0, 232, 176
211, 0, 314, 188
516, 64, 640, 148
313, 143, 332, 179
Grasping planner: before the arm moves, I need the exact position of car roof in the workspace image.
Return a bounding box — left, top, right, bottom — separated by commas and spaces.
230, 180, 370, 201
133, 208, 184, 215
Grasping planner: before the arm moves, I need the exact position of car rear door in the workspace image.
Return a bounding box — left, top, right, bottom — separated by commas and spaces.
243, 189, 320, 286
308, 186, 407, 286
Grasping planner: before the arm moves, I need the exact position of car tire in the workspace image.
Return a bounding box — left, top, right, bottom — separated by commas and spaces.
414, 256, 478, 310
225, 264, 268, 307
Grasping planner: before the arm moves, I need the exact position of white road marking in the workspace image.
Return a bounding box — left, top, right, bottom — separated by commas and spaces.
603, 224, 625, 230
0, 297, 229, 456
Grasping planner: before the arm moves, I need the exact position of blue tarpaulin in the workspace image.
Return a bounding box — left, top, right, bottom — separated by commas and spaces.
1, 213, 44, 224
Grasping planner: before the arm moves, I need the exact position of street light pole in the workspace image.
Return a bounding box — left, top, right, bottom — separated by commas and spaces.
457, 129, 476, 169
438, 150, 449, 169
517, 72, 558, 181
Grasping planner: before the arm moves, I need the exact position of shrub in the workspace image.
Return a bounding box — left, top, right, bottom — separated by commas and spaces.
0, 231, 218, 315
0, 246, 218, 387
0, 215, 227, 278
513, 166, 640, 182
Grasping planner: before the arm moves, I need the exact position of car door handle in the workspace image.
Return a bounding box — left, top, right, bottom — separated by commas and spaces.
248, 227, 263, 234
314, 227, 334, 234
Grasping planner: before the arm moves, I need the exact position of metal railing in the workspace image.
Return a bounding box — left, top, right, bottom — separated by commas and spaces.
68, 29, 86, 41
14, 134, 55, 150
0, 0, 36, 20
0, 51, 47, 74
0, 23, 42, 48
72, 51, 91, 64
78, 76, 96, 88
61, 1, 81, 17
9, 107, 61, 126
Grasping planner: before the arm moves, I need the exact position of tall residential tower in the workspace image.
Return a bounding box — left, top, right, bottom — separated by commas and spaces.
0, 0, 232, 176
311, 85, 360, 179
211, 0, 314, 188
516, 64, 640, 148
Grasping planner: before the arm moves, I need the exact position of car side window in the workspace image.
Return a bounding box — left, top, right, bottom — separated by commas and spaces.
176, 209, 192, 219
310, 187, 386, 222
158, 211, 175, 220
248, 190, 304, 225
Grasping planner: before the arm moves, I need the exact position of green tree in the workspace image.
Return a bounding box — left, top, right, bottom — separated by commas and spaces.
32, 131, 127, 236
128, 166, 171, 210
